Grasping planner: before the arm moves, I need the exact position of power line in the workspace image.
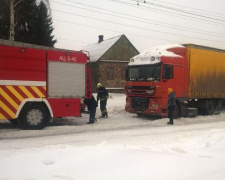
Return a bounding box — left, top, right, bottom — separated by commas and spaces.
131, 0, 225, 23
51, 0, 225, 38
54, 16, 225, 45
147, 0, 225, 19
51, 7, 225, 44
54, 18, 180, 44
109, 0, 225, 26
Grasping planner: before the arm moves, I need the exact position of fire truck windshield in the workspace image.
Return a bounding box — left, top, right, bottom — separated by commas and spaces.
126, 65, 161, 82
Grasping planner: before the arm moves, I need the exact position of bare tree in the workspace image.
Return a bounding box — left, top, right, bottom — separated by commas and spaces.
9, 0, 24, 40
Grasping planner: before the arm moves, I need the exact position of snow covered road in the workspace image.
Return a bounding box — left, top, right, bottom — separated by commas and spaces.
1, 94, 225, 180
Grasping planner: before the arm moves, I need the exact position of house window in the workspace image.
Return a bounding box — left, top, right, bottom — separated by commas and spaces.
106, 66, 114, 80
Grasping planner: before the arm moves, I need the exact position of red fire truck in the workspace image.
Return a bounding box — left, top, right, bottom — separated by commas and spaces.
125, 44, 225, 118
0, 39, 92, 129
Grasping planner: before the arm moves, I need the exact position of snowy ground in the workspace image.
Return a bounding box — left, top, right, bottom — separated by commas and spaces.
1, 93, 225, 180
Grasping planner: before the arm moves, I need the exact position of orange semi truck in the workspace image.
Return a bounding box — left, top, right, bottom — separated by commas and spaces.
0, 39, 92, 129
125, 44, 225, 118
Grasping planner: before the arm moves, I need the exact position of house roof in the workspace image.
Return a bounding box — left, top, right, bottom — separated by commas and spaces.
82, 35, 122, 62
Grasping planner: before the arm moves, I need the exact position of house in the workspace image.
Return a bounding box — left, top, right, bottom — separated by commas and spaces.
83, 34, 139, 93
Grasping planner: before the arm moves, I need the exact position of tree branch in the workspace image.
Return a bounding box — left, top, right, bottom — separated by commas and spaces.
14, 0, 24, 8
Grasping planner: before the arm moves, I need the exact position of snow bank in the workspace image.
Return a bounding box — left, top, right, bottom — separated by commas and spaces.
129, 44, 185, 66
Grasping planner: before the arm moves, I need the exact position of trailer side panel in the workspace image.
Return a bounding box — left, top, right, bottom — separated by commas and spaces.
187, 46, 225, 98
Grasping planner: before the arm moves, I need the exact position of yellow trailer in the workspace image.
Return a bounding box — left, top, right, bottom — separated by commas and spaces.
186, 44, 225, 99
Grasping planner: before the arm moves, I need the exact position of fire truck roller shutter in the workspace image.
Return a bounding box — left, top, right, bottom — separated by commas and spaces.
48, 61, 86, 98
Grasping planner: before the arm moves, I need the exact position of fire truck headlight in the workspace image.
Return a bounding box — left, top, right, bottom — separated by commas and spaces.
151, 104, 159, 108
146, 90, 155, 94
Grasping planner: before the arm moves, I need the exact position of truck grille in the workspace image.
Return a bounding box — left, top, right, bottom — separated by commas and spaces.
131, 90, 147, 94
131, 97, 150, 111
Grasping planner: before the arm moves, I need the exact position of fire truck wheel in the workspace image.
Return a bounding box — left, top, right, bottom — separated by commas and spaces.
20, 103, 50, 130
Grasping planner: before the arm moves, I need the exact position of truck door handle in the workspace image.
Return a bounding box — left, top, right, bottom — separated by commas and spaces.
66, 104, 69, 107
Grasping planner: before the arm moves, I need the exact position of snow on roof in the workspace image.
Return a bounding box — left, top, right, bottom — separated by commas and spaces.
82, 35, 121, 62
128, 44, 185, 66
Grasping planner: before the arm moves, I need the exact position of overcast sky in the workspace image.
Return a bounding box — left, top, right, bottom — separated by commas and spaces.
50, 0, 225, 52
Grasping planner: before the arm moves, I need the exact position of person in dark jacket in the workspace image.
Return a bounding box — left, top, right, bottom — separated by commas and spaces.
167, 88, 176, 125
97, 83, 109, 118
84, 95, 98, 124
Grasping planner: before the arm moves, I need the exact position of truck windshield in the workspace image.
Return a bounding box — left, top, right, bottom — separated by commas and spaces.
126, 65, 161, 81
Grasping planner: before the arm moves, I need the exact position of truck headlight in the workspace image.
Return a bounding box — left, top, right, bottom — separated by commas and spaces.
146, 90, 155, 94
151, 104, 159, 108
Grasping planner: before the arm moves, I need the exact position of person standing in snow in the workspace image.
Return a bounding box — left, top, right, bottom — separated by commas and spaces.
97, 83, 109, 118
84, 95, 98, 124
167, 88, 176, 125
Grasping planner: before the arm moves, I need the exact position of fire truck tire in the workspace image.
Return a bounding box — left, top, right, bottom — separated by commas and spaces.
19, 103, 50, 130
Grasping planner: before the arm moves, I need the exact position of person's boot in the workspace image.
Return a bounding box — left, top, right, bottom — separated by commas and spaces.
100, 114, 105, 118
87, 119, 94, 124
167, 121, 173, 125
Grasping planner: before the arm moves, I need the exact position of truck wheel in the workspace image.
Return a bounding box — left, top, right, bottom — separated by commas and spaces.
20, 103, 50, 130
205, 100, 215, 115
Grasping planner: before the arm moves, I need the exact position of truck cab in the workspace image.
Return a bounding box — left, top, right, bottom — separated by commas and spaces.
125, 44, 188, 117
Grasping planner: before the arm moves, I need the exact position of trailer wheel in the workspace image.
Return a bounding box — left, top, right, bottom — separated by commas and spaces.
20, 103, 50, 130
205, 100, 215, 115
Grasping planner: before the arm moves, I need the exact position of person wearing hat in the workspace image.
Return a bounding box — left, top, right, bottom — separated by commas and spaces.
97, 83, 109, 118
168, 88, 176, 125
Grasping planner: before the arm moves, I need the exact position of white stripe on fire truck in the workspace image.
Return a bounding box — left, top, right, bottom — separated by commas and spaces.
0, 80, 46, 86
